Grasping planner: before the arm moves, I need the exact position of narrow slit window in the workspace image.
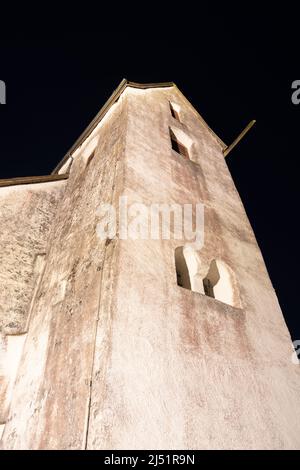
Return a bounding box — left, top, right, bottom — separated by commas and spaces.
169, 129, 189, 159
169, 102, 180, 121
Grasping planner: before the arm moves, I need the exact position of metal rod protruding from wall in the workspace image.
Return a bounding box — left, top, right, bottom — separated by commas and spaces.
223, 120, 256, 157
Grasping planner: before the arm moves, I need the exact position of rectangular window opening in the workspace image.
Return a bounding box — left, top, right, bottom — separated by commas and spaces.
170, 129, 189, 159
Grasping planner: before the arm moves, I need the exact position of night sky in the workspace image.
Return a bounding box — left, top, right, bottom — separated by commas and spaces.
0, 16, 299, 342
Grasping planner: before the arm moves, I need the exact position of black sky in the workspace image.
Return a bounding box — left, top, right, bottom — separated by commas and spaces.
0, 13, 299, 341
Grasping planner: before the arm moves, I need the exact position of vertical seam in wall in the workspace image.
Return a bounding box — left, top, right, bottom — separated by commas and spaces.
24, 253, 47, 333
83, 95, 127, 450
82, 243, 106, 450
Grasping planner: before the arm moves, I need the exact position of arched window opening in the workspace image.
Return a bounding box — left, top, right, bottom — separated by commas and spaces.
175, 246, 204, 293
203, 259, 241, 308
175, 249, 242, 308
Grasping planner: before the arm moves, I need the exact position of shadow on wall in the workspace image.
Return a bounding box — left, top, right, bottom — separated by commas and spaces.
175, 246, 242, 308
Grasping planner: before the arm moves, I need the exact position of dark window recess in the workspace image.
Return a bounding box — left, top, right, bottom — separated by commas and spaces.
203, 278, 215, 298
170, 130, 189, 159
170, 103, 180, 121
175, 247, 191, 290
176, 271, 183, 287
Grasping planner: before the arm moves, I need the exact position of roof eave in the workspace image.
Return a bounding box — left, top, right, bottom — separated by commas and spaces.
0, 173, 68, 188
51, 79, 176, 174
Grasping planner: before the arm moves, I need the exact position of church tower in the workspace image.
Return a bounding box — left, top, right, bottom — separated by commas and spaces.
1, 80, 299, 449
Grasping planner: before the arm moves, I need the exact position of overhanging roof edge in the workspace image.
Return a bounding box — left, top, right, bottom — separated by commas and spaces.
51, 79, 176, 174
51, 79, 226, 174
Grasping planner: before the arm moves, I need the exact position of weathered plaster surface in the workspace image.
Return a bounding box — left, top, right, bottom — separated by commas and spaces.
0, 334, 27, 424
0, 181, 66, 334
1, 93, 127, 449
87, 88, 300, 449
1, 85, 299, 449
0, 181, 66, 433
